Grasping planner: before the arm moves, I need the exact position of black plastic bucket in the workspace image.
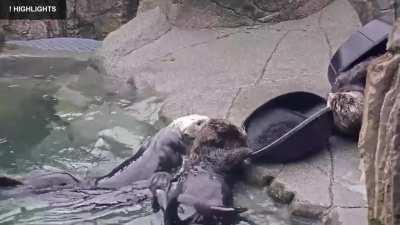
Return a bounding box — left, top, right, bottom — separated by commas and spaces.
243, 92, 333, 163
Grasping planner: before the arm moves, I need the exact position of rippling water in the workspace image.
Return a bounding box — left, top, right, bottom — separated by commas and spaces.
0, 49, 167, 224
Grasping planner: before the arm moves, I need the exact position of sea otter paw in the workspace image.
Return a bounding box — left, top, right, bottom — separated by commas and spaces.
150, 172, 173, 212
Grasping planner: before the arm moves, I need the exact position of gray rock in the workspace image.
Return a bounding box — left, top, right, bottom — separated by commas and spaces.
290, 200, 327, 219
98, 126, 144, 150
97, 6, 171, 66
323, 207, 368, 225
388, 18, 400, 52
347, 0, 393, 25
358, 53, 400, 223
319, 0, 361, 53
0, 0, 138, 40
275, 158, 332, 208
330, 136, 367, 208
0, 28, 4, 51
137, 0, 333, 28
243, 163, 284, 187
267, 181, 295, 204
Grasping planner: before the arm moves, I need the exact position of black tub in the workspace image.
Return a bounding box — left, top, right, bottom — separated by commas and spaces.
243, 92, 333, 163
327, 13, 392, 85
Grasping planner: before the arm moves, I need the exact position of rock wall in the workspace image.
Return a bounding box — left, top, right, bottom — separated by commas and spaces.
358, 17, 400, 225
348, 0, 393, 24
137, 0, 333, 28
0, 0, 334, 40
0, 0, 138, 40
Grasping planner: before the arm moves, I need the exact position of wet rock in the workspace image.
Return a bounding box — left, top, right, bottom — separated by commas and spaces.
243, 163, 284, 187
267, 181, 295, 204
124, 96, 164, 126
98, 126, 143, 150
94, 138, 111, 150
54, 86, 93, 110
323, 207, 368, 225
289, 200, 327, 220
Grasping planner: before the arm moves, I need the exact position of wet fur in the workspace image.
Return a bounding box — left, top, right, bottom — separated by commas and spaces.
95, 115, 210, 189
190, 119, 247, 161
152, 119, 250, 225
328, 57, 375, 136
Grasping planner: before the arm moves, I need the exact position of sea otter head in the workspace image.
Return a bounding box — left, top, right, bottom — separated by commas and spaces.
327, 91, 364, 135
168, 114, 210, 143
190, 118, 247, 161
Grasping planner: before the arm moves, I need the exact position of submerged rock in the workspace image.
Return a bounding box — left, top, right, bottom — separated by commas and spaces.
98, 126, 144, 151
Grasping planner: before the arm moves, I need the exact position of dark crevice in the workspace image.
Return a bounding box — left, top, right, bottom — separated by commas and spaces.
327, 142, 335, 208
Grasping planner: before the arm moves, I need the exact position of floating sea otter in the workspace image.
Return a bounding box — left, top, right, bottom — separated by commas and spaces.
0, 115, 210, 192
150, 119, 250, 225
95, 114, 210, 188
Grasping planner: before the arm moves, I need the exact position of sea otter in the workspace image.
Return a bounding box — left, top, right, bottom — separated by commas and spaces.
150, 119, 250, 225
0, 170, 83, 198
95, 114, 210, 189
327, 57, 375, 136
0, 115, 210, 192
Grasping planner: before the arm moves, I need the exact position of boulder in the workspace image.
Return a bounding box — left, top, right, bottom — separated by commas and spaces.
347, 0, 393, 24
1, 0, 334, 39
97, 7, 171, 69
0, 0, 138, 40
137, 0, 333, 28
98, 126, 144, 150
95, 6, 171, 95
359, 18, 400, 224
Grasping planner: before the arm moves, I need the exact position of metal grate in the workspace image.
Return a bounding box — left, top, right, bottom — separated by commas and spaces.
7, 38, 102, 53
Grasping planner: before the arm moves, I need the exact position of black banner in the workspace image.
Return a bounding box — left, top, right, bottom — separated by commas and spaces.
0, 0, 66, 20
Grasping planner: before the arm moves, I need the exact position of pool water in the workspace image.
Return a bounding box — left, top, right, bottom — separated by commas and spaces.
0, 47, 168, 224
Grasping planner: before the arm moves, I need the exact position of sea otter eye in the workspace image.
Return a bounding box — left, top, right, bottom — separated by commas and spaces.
196, 121, 202, 126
